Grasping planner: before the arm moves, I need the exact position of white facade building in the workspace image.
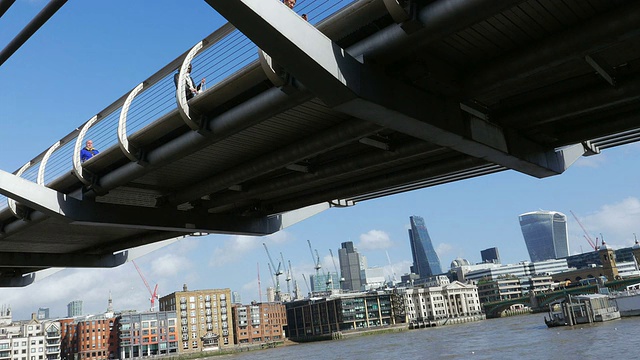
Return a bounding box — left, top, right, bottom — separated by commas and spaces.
0, 309, 60, 360
462, 259, 569, 282
402, 281, 482, 324
363, 267, 386, 290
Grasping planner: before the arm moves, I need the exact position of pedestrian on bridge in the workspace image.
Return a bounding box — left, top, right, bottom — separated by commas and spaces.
173, 63, 205, 100
80, 140, 99, 162
283, 0, 308, 21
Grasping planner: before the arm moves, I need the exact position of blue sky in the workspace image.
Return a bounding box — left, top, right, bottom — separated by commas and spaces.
0, 1, 639, 321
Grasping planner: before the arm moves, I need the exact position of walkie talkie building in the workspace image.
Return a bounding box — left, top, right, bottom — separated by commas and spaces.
519, 211, 569, 262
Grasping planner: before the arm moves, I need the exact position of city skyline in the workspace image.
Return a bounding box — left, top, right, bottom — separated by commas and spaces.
0, 1, 639, 321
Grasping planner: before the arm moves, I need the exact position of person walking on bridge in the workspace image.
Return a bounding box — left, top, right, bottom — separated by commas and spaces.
80, 140, 99, 162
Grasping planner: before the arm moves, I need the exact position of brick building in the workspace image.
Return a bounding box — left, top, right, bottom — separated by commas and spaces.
232, 302, 286, 345
59, 316, 118, 360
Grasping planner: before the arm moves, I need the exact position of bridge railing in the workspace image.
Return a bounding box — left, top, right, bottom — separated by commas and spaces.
1, 0, 358, 213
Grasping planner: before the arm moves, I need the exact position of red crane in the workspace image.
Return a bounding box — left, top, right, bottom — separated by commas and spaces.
132, 260, 158, 311
570, 210, 598, 251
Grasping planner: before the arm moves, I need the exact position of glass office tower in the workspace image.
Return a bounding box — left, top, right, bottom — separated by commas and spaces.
338, 241, 364, 291
408, 216, 442, 278
481, 247, 501, 264
519, 211, 570, 262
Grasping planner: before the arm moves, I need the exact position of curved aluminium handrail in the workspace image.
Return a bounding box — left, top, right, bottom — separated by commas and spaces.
37, 140, 61, 185
7, 162, 32, 216
72, 115, 99, 185
118, 82, 145, 162
177, 41, 205, 131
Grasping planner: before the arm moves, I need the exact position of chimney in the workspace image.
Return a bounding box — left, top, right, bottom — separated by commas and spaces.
183, 284, 188, 292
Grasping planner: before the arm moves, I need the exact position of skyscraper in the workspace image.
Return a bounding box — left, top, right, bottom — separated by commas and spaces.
519, 211, 570, 262
67, 300, 82, 317
408, 216, 442, 278
338, 241, 363, 291
37, 307, 49, 320
481, 247, 501, 264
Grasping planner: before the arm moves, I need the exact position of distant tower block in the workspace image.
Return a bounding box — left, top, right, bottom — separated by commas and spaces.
408, 216, 442, 277
481, 247, 501, 264
338, 241, 364, 291
519, 211, 569, 262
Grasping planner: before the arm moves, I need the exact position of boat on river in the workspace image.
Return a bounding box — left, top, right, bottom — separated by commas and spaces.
609, 283, 640, 317
544, 293, 620, 327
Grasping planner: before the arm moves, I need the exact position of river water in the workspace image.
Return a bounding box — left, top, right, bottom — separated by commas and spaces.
219, 314, 640, 360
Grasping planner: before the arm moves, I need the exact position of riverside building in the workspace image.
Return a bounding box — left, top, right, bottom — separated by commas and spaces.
402, 278, 483, 327
285, 291, 404, 341
231, 302, 287, 345
117, 311, 178, 359
158, 285, 234, 352
0, 308, 61, 360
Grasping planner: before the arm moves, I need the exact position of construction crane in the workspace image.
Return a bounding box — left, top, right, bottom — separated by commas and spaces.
302, 273, 311, 297
288, 260, 298, 300
307, 240, 321, 292
132, 260, 158, 312
329, 249, 344, 289
281, 252, 292, 297
257, 262, 262, 302
263, 243, 282, 300
325, 268, 333, 289
570, 210, 598, 250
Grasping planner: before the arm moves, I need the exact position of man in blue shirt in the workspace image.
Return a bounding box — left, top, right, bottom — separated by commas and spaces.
80, 140, 99, 162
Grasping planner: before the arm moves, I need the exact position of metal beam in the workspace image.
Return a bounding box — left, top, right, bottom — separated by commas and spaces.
203, 0, 585, 178
0, 168, 330, 234
464, 1, 640, 94
203, 140, 444, 213
347, 0, 524, 64
0, 251, 128, 268
164, 119, 381, 206
585, 54, 616, 87
0, 0, 68, 67
0, 273, 35, 287
0, 0, 16, 19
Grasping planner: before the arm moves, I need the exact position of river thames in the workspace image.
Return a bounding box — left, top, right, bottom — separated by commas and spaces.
220, 314, 640, 360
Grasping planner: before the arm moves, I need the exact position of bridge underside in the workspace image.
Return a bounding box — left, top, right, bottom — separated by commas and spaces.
2, 0, 640, 285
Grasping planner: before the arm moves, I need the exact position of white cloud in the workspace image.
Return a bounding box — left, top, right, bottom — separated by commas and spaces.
0, 265, 151, 320
209, 231, 294, 267
151, 253, 192, 277
580, 197, 640, 248
436, 243, 454, 259
358, 230, 392, 250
